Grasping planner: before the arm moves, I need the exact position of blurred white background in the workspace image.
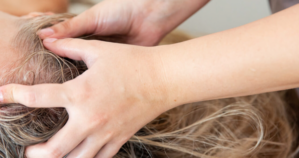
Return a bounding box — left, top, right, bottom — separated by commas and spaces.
70, 0, 272, 37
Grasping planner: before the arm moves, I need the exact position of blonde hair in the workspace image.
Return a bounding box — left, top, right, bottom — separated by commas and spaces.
0, 14, 297, 158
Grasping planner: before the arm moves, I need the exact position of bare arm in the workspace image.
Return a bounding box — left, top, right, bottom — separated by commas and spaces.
157, 4, 299, 111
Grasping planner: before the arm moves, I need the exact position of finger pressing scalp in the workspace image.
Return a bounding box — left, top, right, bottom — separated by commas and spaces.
43, 38, 83, 60
0, 84, 19, 104
0, 84, 70, 108
43, 38, 98, 67
26, 121, 87, 158
0, 84, 38, 106
38, 12, 91, 40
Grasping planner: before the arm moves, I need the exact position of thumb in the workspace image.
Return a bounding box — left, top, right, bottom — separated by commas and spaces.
39, 11, 97, 39
43, 38, 99, 67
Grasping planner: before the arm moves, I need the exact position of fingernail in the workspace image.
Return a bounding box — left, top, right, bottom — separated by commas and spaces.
44, 38, 57, 43
39, 28, 54, 38
0, 89, 3, 104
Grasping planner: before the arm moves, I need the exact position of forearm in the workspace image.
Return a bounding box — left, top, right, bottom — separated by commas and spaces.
139, 0, 210, 37
155, 4, 299, 111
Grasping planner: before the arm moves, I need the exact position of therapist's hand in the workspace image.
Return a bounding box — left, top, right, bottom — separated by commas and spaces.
0, 38, 171, 158
38, 0, 210, 46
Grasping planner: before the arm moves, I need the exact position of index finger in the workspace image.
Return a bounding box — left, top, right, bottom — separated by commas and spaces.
0, 84, 70, 108
38, 10, 96, 39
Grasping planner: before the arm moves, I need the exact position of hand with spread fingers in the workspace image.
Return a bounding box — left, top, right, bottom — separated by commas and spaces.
38, 0, 209, 46
0, 38, 171, 158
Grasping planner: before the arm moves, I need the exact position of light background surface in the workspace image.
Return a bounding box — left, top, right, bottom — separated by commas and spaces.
69, 0, 272, 37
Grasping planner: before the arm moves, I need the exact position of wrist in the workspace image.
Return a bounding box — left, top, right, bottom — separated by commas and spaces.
141, 46, 184, 113
134, 46, 176, 114
149, 42, 209, 111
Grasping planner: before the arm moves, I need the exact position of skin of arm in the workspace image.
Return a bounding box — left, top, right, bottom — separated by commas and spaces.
138, 0, 211, 41
0, 0, 68, 16
155, 4, 299, 111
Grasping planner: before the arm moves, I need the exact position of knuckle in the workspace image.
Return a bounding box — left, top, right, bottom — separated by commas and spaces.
82, 114, 110, 135
46, 146, 64, 158
7, 84, 35, 105
67, 82, 92, 104
109, 146, 121, 158
63, 82, 75, 102
89, 40, 101, 47
106, 130, 114, 139
97, 144, 119, 158
99, 114, 109, 125
119, 135, 131, 145
89, 114, 109, 130
25, 145, 64, 158
22, 91, 36, 106
57, 38, 74, 47
65, 91, 80, 105
54, 20, 72, 33
63, 86, 76, 105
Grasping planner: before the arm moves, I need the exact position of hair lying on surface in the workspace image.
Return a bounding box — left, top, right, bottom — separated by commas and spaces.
0, 14, 298, 158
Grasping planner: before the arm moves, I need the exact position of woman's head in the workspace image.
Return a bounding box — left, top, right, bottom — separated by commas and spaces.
0, 12, 83, 157
0, 11, 297, 158
0, 12, 81, 85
